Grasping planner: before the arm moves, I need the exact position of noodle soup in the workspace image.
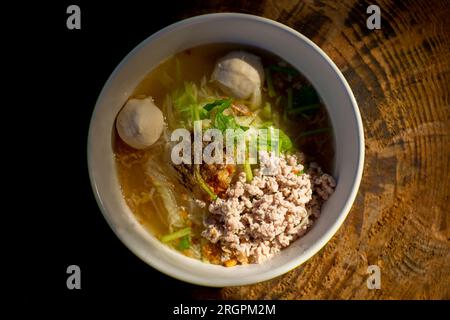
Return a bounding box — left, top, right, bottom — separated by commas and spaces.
113, 43, 335, 265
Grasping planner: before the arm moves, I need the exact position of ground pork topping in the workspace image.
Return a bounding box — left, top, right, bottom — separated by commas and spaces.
201, 151, 336, 264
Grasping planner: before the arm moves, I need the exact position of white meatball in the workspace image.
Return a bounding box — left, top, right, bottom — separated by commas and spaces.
211, 51, 264, 107
116, 97, 164, 149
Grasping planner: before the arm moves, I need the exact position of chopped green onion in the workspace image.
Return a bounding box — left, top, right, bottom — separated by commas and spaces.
265, 68, 276, 98
194, 165, 217, 200
178, 235, 190, 250
244, 160, 253, 182
161, 227, 191, 243
203, 98, 232, 112
268, 65, 299, 76
199, 98, 239, 132
288, 103, 321, 115
298, 127, 330, 138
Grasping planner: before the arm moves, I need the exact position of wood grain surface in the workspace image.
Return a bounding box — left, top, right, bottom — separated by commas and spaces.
171, 0, 450, 300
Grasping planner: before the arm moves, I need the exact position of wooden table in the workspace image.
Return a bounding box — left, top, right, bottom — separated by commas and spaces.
174, 0, 450, 299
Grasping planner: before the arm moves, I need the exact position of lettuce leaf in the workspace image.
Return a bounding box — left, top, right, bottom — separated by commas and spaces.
203, 98, 231, 112
178, 235, 190, 250
200, 98, 243, 132
257, 125, 293, 153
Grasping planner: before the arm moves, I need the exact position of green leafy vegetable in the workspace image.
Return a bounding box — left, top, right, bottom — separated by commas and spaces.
199, 107, 209, 120
178, 235, 190, 250
161, 227, 191, 243
201, 98, 243, 132
173, 82, 198, 109
268, 64, 299, 76
278, 128, 293, 152
288, 104, 320, 115
243, 160, 253, 182
214, 112, 241, 132
298, 127, 330, 138
257, 125, 293, 153
203, 98, 231, 112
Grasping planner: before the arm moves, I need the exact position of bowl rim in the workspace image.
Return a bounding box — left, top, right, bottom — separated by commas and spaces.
87, 12, 365, 287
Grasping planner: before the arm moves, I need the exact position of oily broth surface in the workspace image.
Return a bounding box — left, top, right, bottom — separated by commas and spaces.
113, 43, 335, 240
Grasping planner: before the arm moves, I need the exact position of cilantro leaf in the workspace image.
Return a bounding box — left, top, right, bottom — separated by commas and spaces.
214, 112, 241, 132
203, 98, 232, 112
258, 125, 293, 153
178, 235, 190, 250
200, 98, 241, 132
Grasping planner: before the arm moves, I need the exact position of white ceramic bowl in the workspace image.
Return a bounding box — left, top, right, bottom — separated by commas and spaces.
88, 13, 364, 287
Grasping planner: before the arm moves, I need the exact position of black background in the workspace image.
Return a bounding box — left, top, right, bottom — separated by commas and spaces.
22, 0, 222, 301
